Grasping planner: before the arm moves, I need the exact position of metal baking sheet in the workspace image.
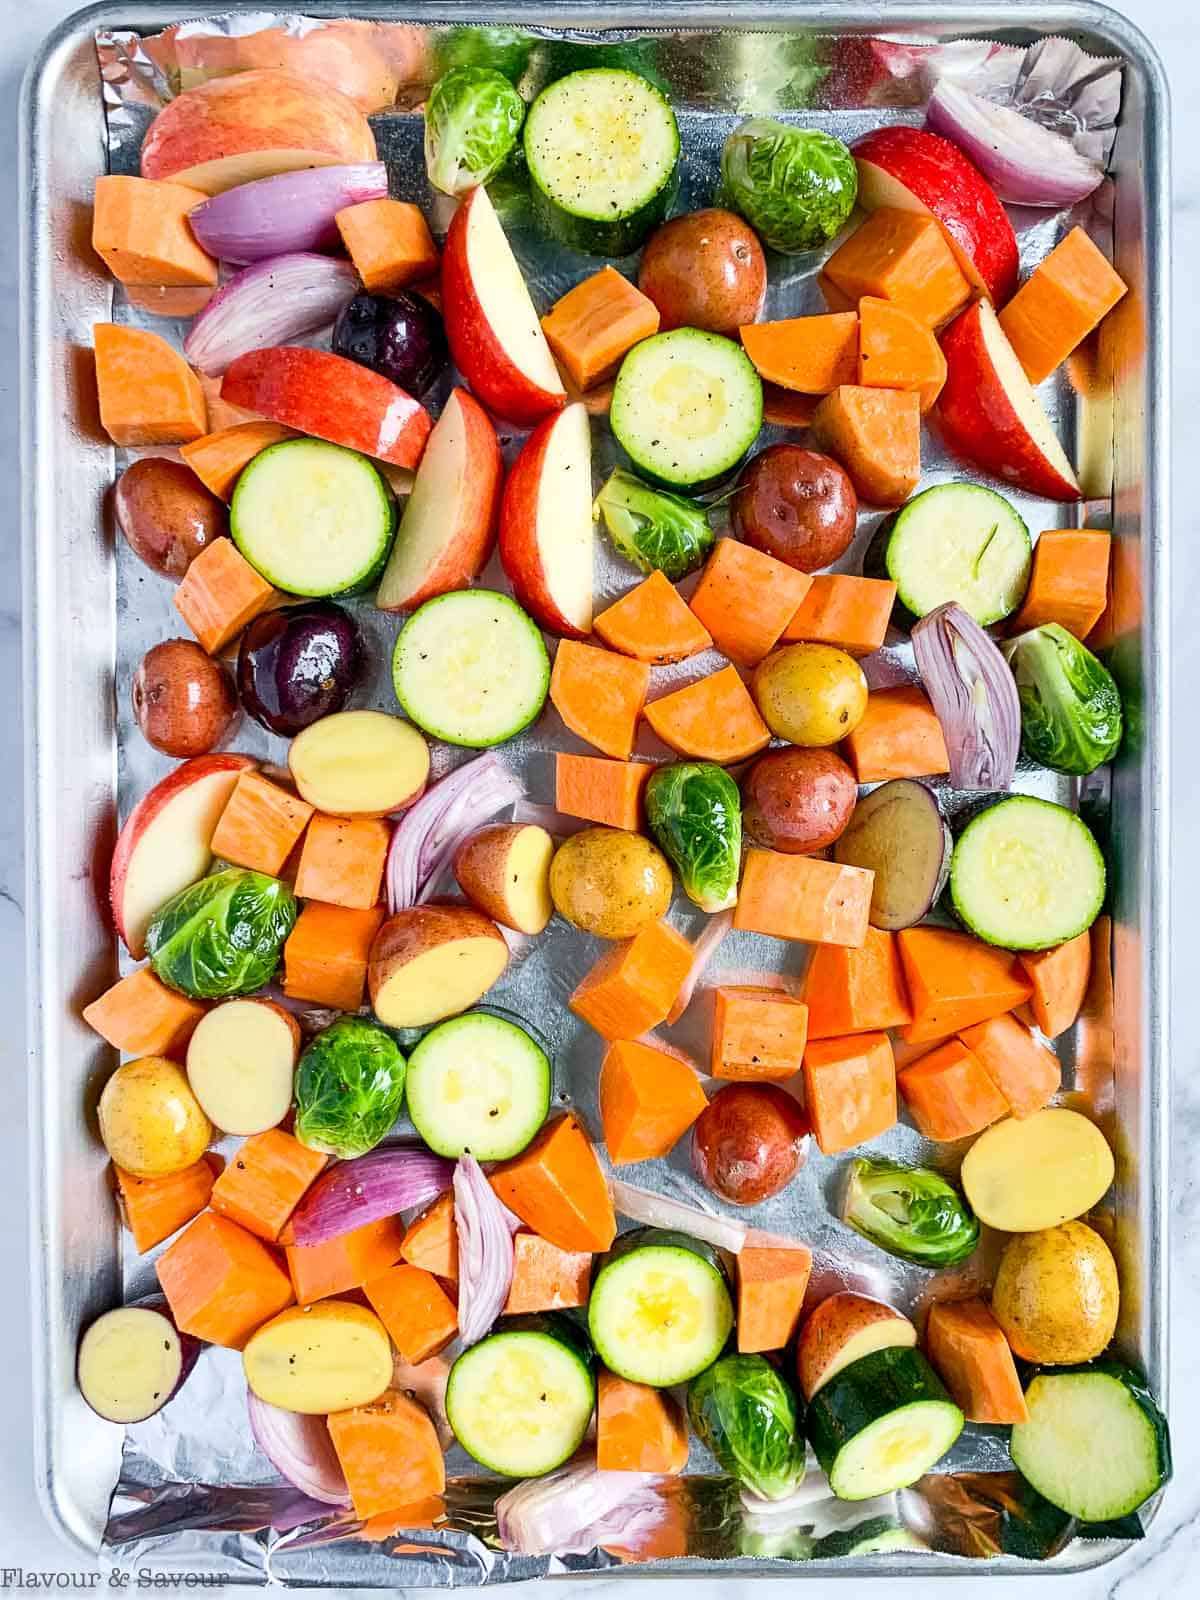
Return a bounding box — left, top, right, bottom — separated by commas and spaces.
21, 0, 1170, 1581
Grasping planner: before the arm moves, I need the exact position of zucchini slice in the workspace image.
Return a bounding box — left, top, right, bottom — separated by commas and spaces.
611, 329, 763, 491
1010, 1363, 1171, 1522
405, 1012, 551, 1161
588, 1228, 733, 1387
446, 1316, 595, 1477
806, 1346, 963, 1501
524, 68, 680, 255
875, 482, 1031, 625
231, 438, 396, 596
950, 796, 1106, 950
391, 589, 550, 747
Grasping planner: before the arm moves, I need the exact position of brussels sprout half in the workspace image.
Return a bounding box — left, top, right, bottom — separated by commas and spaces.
645, 762, 742, 913
841, 1157, 980, 1268
146, 868, 297, 1000
594, 468, 714, 582
720, 119, 857, 254
424, 66, 526, 196
294, 1018, 407, 1160
688, 1353, 806, 1502
1003, 624, 1123, 777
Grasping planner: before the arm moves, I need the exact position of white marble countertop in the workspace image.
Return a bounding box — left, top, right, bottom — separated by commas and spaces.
1, 1, 1194, 1594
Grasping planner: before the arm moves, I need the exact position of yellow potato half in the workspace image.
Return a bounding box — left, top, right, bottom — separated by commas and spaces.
960, 1108, 1114, 1232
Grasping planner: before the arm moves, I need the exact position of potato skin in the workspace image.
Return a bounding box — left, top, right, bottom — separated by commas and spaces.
114, 458, 226, 578
691, 1083, 808, 1206
454, 822, 554, 935
132, 639, 239, 757
742, 747, 858, 853
991, 1221, 1119, 1364
549, 827, 673, 940
796, 1292, 915, 1400
368, 905, 507, 1023
638, 208, 766, 337
98, 1056, 213, 1178
753, 643, 868, 747
731, 445, 858, 573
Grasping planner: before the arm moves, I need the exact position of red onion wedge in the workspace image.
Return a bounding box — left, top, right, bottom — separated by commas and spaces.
183, 253, 359, 377
189, 164, 389, 264
386, 753, 523, 912
247, 1391, 350, 1506
453, 1153, 515, 1347
666, 909, 733, 1025
926, 81, 1104, 207
496, 1454, 665, 1556
288, 1146, 453, 1246
912, 602, 1021, 792
609, 1177, 747, 1256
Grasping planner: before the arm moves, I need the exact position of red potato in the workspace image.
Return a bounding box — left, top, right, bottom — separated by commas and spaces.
731, 445, 858, 573
110, 751, 256, 958
638, 209, 766, 337
369, 906, 508, 1028
186, 999, 301, 1136
114, 457, 227, 579
77, 1298, 200, 1424
288, 710, 429, 817
132, 640, 239, 758
499, 404, 595, 638
796, 1292, 917, 1400
140, 69, 377, 194
453, 823, 555, 936
741, 747, 858, 854
691, 1083, 810, 1207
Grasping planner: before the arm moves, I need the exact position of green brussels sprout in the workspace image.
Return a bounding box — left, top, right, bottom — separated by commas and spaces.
1003, 624, 1123, 777
720, 119, 857, 254
425, 66, 526, 196
841, 1156, 980, 1267
645, 762, 742, 912
594, 468, 714, 582
146, 869, 297, 999
294, 1018, 407, 1159
688, 1353, 806, 1502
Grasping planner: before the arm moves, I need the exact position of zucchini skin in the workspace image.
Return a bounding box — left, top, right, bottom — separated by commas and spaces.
529, 164, 678, 258
595, 1226, 729, 1283
499, 1310, 596, 1369
805, 1345, 957, 1479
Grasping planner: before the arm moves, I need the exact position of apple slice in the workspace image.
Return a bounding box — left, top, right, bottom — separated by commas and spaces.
454, 823, 555, 936
499, 403, 594, 638
140, 69, 376, 195
375, 389, 502, 613
938, 301, 1081, 502
442, 186, 566, 426
369, 907, 508, 1028
796, 1293, 916, 1401
852, 125, 1018, 307
110, 753, 256, 958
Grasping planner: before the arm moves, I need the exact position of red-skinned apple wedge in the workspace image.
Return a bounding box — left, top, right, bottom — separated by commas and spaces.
852, 125, 1018, 306
221, 347, 431, 470
499, 403, 594, 638
110, 753, 257, 958
938, 301, 1081, 501
441, 186, 566, 426
796, 1292, 917, 1401
140, 70, 377, 194
374, 389, 502, 613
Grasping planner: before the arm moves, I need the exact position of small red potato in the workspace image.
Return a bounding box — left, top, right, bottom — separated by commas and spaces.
691, 1083, 809, 1207
638, 209, 766, 337
741, 747, 858, 854
454, 823, 555, 935
731, 445, 858, 573
133, 638, 239, 757
369, 905, 508, 1028
114, 457, 226, 578
796, 1292, 916, 1400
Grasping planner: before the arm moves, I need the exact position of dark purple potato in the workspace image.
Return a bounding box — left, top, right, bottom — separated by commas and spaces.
331, 290, 448, 397
833, 778, 952, 930
237, 602, 364, 736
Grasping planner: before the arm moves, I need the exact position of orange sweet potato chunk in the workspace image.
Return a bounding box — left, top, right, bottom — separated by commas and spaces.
593, 570, 713, 664
327, 1390, 446, 1521
643, 666, 770, 764
688, 540, 812, 667
210, 1128, 327, 1243
503, 1232, 593, 1314
710, 989, 809, 1081
802, 927, 912, 1039
734, 849, 873, 948
284, 1215, 407, 1304
842, 685, 949, 783
92, 175, 217, 287
1018, 931, 1092, 1039
211, 771, 313, 877
555, 754, 654, 831
174, 538, 278, 654
1009, 530, 1111, 640
823, 209, 972, 329
957, 1013, 1061, 1119
156, 1211, 293, 1349
925, 1298, 1029, 1425
401, 1191, 458, 1282
998, 226, 1128, 386
115, 1155, 220, 1254
802, 1032, 897, 1154
181, 422, 296, 501
857, 295, 947, 412
737, 1245, 812, 1353
597, 1371, 689, 1474
782, 574, 896, 656
364, 1264, 458, 1363
739, 314, 858, 394
293, 815, 390, 910
811, 386, 921, 507
550, 641, 651, 760
599, 1037, 709, 1163
83, 967, 206, 1058
898, 1038, 1010, 1140
897, 927, 1032, 1043
94, 323, 207, 446
490, 1115, 617, 1254
283, 901, 385, 1012
569, 920, 696, 1042
542, 266, 660, 391
335, 199, 438, 293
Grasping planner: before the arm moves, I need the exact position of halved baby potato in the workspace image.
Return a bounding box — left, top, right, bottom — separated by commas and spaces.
454, 823, 555, 936
369, 905, 508, 1028
960, 1108, 1115, 1233
243, 1301, 393, 1414
289, 709, 429, 816
796, 1292, 917, 1401
77, 1300, 198, 1424
186, 998, 300, 1135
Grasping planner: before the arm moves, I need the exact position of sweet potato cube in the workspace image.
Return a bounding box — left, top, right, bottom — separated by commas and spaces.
898, 1038, 1009, 1141
857, 295, 947, 411
542, 266, 660, 391
400, 1192, 458, 1283
92, 175, 217, 288
739, 313, 859, 394
957, 1013, 1061, 1119
897, 927, 1032, 1043
284, 1215, 408, 1305
293, 814, 390, 910
642, 665, 771, 765
335, 199, 438, 293
210, 1128, 327, 1242
550, 641, 651, 760
174, 538, 278, 655
842, 685, 949, 783
283, 901, 385, 1012
490, 1114, 617, 1254
83, 966, 206, 1057
925, 1298, 1029, 1425
503, 1231, 593, 1314
761, 384, 821, 429
327, 1390, 446, 1520
734, 849, 873, 948
711, 988, 809, 1081
737, 1245, 813, 1353
211, 771, 313, 877
688, 539, 812, 667
811, 385, 920, 506
364, 1264, 458, 1362
593, 570, 713, 664
115, 1156, 220, 1254
569, 920, 696, 1041
782, 573, 896, 656
598, 1037, 709, 1163
555, 753, 654, 831
998, 226, 1128, 386
597, 1372, 689, 1474
156, 1211, 293, 1349
823, 209, 972, 329
94, 323, 207, 447
181, 421, 295, 501
802, 1032, 897, 1154
802, 927, 912, 1038
1009, 530, 1112, 640
1018, 931, 1092, 1039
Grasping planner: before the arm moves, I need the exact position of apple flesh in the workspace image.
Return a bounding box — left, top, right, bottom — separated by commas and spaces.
140, 69, 377, 195
852, 125, 1018, 307
454, 823, 555, 936
499, 403, 594, 638
938, 301, 1081, 502
369, 906, 508, 1028
110, 752, 255, 958
375, 388, 501, 613
221, 347, 431, 470
441, 186, 566, 426
796, 1292, 917, 1401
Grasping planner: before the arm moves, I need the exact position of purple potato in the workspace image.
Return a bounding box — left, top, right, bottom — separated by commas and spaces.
331, 290, 448, 397
237, 602, 364, 737
833, 778, 952, 930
